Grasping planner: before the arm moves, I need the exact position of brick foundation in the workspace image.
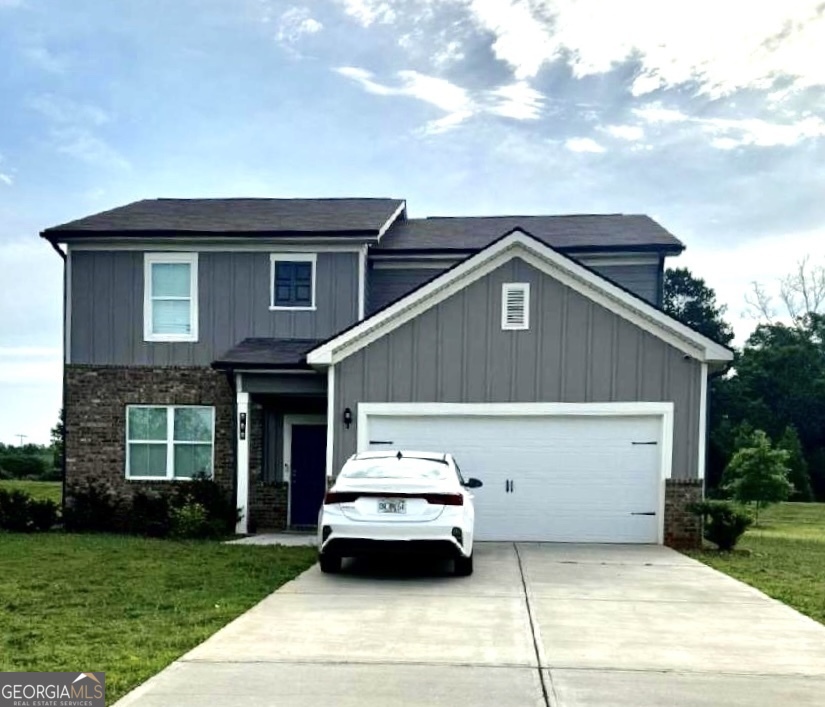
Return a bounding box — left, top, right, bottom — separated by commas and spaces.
65, 365, 235, 500
664, 478, 703, 549
248, 483, 288, 532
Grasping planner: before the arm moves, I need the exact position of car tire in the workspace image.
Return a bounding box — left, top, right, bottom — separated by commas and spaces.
319, 553, 342, 574
454, 553, 473, 576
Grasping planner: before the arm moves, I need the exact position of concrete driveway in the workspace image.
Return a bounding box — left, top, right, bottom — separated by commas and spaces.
116, 543, 825, 706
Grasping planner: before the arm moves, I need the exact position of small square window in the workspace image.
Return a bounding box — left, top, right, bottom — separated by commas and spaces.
270, 254, 316, 310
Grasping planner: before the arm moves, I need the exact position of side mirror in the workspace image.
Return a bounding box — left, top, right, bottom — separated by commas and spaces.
465, 477, 483, 489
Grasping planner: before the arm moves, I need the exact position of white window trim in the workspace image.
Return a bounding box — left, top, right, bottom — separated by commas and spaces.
125, 405, 216, 481
501, 282, 530, 331
143, 252, 199, 342
270, 253, 317, 311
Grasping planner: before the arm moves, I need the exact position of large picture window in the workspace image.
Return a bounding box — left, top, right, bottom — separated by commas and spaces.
144, 253, 198, 341
126, 405, 214, 480
270, 253, 316, 310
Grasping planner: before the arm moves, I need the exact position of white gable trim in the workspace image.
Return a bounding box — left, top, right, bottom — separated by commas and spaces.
307, 230, 733, 366
376, 200, 407, 239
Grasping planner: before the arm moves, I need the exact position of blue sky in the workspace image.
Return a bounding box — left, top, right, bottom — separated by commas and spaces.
1, 0, 824, 443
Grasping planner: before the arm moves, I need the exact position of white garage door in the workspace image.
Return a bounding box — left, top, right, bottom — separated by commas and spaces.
364, 412, 664, 543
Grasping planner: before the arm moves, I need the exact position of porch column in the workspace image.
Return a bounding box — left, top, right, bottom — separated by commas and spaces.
236, 388, 250, 535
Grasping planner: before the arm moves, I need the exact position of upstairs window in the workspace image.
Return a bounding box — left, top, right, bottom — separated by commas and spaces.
270, 253, 316, 310
501, 282, 530, 330
144, 253, 198, 342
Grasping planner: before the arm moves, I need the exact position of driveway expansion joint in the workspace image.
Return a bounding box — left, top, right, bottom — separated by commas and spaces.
514, 542, 554, 707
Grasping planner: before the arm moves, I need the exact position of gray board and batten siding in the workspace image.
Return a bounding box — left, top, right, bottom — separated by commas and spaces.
336, 256, 702, 477
69, 250, 358, 365
367, 260, 663, 315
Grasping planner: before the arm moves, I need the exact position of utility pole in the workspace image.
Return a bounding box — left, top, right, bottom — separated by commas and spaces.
15, 434, 27, 447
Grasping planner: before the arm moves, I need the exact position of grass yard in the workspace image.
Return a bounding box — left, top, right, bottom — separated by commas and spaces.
0, 479, 62, 503
687, 502, 825, 625
0, 533, 316, 702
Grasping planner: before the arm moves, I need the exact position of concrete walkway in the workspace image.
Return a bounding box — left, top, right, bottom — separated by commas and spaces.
115, 543, 825, 706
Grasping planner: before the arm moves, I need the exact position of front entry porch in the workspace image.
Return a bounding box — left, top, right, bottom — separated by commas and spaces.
234, 371, 329, 534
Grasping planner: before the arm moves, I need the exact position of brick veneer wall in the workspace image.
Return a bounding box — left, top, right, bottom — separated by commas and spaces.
64, 365, 235, 499
246, 402, 288, 531
664, 479, 703, 549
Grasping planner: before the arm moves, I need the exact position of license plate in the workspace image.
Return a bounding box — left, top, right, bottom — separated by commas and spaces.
377, 499, 406, 514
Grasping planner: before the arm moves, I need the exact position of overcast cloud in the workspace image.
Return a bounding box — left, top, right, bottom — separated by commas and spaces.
1, 0, 824, 442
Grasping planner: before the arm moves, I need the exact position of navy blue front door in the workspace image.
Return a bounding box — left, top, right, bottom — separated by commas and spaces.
289, 424, 327, 526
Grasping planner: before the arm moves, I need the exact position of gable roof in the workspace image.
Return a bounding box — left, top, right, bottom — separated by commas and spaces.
41, 198, 406, 241
375, 214, 683, 253
307, 228, 732, 367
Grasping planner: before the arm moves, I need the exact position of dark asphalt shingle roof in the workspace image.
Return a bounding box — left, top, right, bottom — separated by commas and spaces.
42, 198, 405, 239
374, 215, 683, 252
212, 338, 323, 370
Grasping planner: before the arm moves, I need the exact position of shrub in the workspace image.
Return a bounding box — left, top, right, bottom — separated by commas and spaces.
172, 475, 238, 536
171, 502, 209, 538
28, 498, 60, 531
0, 489, 60, 532
130, 489, 173, 537
690, 500, 753, 551
0, 488, 35, 532
63, 479, 125, 532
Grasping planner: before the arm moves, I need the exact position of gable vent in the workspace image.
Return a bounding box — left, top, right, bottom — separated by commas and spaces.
501, 283, 530, 330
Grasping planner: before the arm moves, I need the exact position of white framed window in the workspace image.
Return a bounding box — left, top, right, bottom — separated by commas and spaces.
144, 253, 199, 342
126, 405, 215, 480
270, 253, 316, 311
501, 282, 530, 330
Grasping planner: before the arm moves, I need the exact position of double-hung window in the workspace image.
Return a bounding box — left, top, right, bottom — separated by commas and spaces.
144, 253, 198, 341
126, 405, 215, 480
270, 253, 316, 310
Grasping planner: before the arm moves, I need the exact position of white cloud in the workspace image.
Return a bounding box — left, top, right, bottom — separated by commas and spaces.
634, 101, 825, 148
276, 6, 323, 44
484, 81, 544, 120
27, 93, 110, 126
54, 129, 131, 170
336, 0, 396, 27
603, 124, 644, 141
564, 137, 606, 153
462, 0, 825, 98
335, 67, 543, 133
0, 173, 12, 186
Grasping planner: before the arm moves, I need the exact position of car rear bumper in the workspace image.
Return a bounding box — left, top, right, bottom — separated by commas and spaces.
318, 518, 470, 558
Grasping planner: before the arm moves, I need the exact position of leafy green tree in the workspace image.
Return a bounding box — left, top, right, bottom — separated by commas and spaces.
663, 267, 735, 345
722, 430, 792, 522
50, 408, 65, 473
778, 426, 813, 501
663, 268, 736, 490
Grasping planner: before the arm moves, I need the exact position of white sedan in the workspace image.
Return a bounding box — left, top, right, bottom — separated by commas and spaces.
317, 451, 483, 576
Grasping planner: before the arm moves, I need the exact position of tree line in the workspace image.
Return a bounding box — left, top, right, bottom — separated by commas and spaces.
664, 264, 825, 502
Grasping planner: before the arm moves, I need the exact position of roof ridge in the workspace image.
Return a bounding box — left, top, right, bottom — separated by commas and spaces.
417, 213, 633, 220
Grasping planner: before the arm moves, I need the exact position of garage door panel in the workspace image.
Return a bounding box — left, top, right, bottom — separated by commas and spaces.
365, 413, 663, 543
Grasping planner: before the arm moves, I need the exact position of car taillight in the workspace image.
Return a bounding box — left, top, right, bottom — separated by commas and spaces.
422, 493, 464, 506
324, 491, 359, 504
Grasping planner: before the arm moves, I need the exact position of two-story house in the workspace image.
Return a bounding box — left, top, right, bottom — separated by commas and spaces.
41, 198, 732, 547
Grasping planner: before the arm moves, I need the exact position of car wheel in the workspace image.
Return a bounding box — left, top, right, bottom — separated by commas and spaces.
319, 553, 342, 574
454, 553, 473, 576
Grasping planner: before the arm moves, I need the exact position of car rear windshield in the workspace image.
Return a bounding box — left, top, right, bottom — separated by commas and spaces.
340, 460, 450, 481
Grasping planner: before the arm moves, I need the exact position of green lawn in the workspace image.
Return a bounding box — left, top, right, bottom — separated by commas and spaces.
0, 533, 316, 703
687, 502, 825, 625
0, 479, 62, 503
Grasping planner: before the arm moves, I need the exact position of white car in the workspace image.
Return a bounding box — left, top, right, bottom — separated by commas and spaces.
317, 451, 483, 576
